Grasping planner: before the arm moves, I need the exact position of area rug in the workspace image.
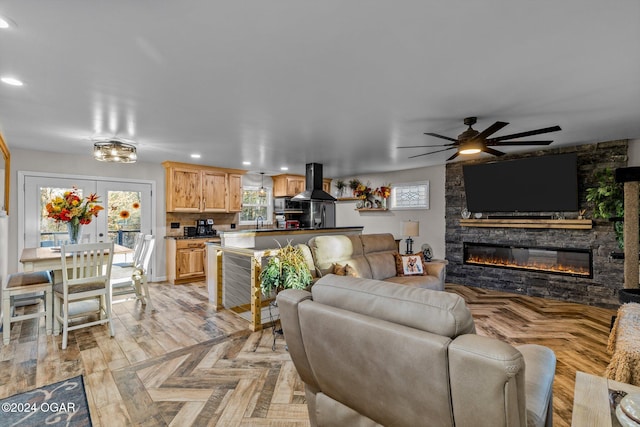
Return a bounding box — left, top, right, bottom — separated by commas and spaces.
0, 375, 91, 426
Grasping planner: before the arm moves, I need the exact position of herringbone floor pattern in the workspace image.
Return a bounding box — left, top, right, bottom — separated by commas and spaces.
0, 281, 617, 426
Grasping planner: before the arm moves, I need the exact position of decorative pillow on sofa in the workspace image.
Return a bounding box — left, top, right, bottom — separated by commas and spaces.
333, 263, 358, 277
394, 253, 427, 276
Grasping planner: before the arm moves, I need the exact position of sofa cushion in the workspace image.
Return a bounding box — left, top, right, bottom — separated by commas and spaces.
384, 274, 444, 290
394, 253, 427, 276
312, 275, 475, 337
360, 233, 399, 280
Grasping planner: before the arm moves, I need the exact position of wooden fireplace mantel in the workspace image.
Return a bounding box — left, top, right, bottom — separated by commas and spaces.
459, 218, 593, 230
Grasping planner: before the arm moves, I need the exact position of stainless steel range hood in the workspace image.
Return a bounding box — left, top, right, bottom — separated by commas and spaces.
291, 163, 336, 201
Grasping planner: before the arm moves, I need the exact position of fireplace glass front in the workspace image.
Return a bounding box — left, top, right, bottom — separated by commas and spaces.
463, 242, 592, 278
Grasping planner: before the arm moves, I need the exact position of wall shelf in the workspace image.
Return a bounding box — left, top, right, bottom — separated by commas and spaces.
337, 197, 359, 201
356, 208, 389, 212
459, 218, 592, 230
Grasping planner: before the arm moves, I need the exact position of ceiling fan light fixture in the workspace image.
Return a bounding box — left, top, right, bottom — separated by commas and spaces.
93, 140, 137, 163
459, 139, 483, 155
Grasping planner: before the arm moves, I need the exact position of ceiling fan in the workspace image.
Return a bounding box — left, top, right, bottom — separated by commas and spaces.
399, 117, 561, 161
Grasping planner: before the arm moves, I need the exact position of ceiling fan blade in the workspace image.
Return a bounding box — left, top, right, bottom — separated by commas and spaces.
489, 125, 561, 142
489, 140, 554, 146
424, 133, 458, 142
446, 151, 460, 161
408, 146, 456, 159
482, 147, 506, 156
398, 143, 456, 149
475, 121, 509, 140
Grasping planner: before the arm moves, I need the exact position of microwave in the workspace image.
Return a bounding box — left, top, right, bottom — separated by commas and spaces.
274, 197, 304, 213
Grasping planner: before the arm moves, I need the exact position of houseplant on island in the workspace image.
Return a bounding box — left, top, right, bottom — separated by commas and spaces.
259, 241, 312, 297
46, 187, 104, 243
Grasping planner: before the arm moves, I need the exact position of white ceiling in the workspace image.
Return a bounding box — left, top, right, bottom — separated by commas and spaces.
0, 1, 639, 177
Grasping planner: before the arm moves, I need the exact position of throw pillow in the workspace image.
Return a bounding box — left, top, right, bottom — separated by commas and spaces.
333, 263, 347, 276
394, 253, 427, 276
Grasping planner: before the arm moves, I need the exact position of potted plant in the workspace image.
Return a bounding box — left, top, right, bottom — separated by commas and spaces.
585, 168, 624, 248
348, 178, 361, 196
335, 179, 346, 197
259, 241, 312, 297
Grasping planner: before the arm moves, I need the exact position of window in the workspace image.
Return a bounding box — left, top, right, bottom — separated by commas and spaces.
239, 186, 273, 225
390, 181, 429, 210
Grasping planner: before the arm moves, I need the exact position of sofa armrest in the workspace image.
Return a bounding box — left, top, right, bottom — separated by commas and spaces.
424, 261, 446, 282
276, 289, 319, 390
449, 334, 527, 427
516, 344, 556, 427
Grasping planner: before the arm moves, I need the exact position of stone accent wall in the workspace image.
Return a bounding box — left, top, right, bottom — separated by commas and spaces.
445, 140, 628, 308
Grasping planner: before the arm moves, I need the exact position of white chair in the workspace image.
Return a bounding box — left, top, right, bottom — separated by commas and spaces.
112, 235, 155, 310
53, 241, 114, 349
112, 232, 144, 270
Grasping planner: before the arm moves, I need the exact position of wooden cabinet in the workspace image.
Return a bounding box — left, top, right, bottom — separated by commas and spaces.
166, 238, 218, 284
163, 161, 245, 213
272, 174, 332, 197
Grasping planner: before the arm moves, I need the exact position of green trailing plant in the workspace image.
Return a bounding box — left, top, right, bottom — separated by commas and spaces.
259, 241, 312, 296
585, 168, 624, 248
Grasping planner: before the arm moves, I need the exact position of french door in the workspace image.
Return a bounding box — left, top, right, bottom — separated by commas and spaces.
20, 172, 153, 257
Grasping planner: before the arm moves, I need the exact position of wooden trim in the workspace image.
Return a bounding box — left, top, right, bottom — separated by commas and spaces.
161, 160, 247, 175
459, 218, 593, 229
0, 131, 10, 212
250, 258, 262, 332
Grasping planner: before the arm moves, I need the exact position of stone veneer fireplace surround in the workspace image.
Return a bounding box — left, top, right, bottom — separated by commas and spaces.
445, 140, 628, 308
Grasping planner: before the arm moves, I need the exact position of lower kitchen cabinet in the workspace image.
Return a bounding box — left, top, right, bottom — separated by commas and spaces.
166, 238, 219, 284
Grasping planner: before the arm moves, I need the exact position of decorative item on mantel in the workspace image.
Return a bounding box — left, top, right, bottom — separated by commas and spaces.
46, 186, 103, 243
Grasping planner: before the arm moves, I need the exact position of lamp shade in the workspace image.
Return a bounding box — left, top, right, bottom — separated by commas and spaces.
402, 220, 419, 237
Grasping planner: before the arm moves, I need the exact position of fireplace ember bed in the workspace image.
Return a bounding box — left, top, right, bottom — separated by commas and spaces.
463, 242, 592, 278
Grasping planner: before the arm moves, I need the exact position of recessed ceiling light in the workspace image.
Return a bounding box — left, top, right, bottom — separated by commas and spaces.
1, 76, 23, 86
0, 15, 15, 29
190, 153, 201, 159
242, 161, 251, 166
280, 166, 289, 171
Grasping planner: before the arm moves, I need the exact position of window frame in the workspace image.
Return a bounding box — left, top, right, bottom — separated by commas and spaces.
239, 185, 273, 226
389, 180, 430, 210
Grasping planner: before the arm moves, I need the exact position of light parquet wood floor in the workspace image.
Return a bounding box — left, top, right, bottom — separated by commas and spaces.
0, 281, 617, 426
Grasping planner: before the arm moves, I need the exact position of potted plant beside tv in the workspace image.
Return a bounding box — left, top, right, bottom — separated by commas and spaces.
259, 242, 312, 297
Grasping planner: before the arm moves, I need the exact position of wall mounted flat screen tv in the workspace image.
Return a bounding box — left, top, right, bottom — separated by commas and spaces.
462, 153, 578, 213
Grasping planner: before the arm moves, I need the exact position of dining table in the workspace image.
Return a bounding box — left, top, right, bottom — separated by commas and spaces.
20, 243, 133, 279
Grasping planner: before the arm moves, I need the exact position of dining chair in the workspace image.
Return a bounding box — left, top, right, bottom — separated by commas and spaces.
53, 241, 114, 349
2, 270, 53, 345
111, 235, 155, 310
112, 232, 144, 270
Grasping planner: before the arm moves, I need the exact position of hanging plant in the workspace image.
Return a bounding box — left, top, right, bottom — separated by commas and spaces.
259, 241, 312, 296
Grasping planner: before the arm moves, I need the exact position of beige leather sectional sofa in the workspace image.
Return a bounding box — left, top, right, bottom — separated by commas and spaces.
278, 275, 556, 427
297, 233, 446, 290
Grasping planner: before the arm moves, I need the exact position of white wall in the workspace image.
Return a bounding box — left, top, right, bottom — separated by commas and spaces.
333, 164, 446, 259
7, 148, 167, 278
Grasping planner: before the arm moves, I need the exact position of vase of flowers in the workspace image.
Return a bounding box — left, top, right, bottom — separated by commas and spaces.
46, 187, 104, 243
375, 184, 391, 209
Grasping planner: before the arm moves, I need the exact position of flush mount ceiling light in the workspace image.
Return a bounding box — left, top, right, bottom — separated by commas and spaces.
93, 139, 137, 163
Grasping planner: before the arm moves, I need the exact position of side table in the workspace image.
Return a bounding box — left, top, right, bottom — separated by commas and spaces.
572, 371, 640, 426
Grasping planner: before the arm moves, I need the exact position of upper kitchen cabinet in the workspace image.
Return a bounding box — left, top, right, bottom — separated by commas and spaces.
273, 174, 332, 197
163, 161, 246, 213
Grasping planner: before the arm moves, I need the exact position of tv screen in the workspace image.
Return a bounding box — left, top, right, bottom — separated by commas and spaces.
462, 153, 578, 213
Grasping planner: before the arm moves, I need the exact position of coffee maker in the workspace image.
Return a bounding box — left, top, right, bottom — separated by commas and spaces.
196, 219, 215, 236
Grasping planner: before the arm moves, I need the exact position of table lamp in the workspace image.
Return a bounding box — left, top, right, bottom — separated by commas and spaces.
402, 220, 419, 254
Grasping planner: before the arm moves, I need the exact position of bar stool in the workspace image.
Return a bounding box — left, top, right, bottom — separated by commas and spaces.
2, 270, 53, 345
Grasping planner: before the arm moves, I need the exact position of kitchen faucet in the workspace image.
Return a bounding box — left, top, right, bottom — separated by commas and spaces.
256, 216, 264, 229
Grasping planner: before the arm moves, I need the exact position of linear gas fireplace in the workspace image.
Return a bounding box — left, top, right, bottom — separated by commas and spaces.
463, 242, 592, 278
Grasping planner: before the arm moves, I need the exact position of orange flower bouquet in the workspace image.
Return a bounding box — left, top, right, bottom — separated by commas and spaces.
46, 187, 104, 243
375, 184, 391, 199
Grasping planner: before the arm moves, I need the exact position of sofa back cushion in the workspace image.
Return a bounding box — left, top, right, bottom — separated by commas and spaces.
308, 234, 372, 278
360, 233, 399, 280
312, 275, 475, 338
295, 243, 318, 278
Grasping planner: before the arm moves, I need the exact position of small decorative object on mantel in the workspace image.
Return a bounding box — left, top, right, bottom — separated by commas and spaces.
461, 208, 471, 219
46, 186, 103, 243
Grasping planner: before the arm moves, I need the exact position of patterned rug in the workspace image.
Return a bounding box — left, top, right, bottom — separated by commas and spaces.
0, 375, 91, 426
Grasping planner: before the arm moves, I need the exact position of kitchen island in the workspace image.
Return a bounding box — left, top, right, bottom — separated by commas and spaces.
207, 226, 363, 331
